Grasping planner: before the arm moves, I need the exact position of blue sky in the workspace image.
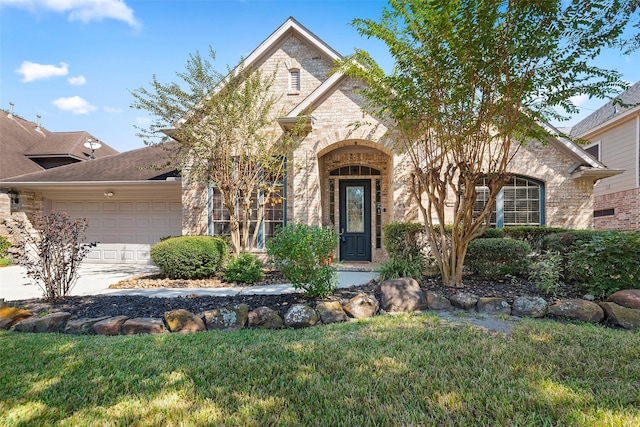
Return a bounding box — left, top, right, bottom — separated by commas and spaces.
1, 0, 638, 153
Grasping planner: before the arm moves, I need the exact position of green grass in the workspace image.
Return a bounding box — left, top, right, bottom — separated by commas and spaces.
0, 258, 12, 267
1, 315, 639, 426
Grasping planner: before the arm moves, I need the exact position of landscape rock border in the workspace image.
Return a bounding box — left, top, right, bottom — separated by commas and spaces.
2, 279, 639, 335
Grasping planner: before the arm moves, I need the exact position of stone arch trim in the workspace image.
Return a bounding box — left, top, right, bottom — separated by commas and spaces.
315, 130, 394, 159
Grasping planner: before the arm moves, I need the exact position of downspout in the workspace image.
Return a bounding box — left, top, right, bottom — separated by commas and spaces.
207, 185, 212, 236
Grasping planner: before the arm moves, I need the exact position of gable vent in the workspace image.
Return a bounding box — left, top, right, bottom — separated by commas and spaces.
289, 69, 300, 93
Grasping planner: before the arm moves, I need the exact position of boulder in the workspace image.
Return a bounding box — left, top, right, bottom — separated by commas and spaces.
599, 302, 640, 330
0, 306, 32, 330
377, 278, 428, 313
13, 312, 71, 333
64, 317, 110, 335
164, 309, 205, 333
284, 304, 320, 329
476, 298, 511, 315
450, 292, 479, 310
316, 301, 348, 324
93, 316, 129, 336
247, 306, 283, 329
548, 299, 604, 323
607, 289, 640, 309
512, 296, 548, 318
122, 318, 166, 335
425, 291, 452, 310
343, 293, 379, 319
205, 304, 249, 331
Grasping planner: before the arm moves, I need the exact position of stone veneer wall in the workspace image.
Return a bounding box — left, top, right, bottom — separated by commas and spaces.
593, 188, 640, 229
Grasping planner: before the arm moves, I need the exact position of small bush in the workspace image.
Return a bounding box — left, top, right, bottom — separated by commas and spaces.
529, 250, 564, 296
150, 236, 227, 280
266, 224, 339, 298
377, 257, 424, 281
224, 253, 263, 284
383, 222, 425, 260
465, 238, 532, 279
476, 228, 504, 239
568, 231, 640, 297
501, 226, 567, 250
8, 211, 92, 301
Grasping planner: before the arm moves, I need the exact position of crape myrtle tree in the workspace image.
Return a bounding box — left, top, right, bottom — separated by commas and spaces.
131, 48, 303, 257
339, 0, 639, 287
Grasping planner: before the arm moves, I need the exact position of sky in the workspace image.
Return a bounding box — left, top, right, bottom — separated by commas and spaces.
1, 0, 639, 154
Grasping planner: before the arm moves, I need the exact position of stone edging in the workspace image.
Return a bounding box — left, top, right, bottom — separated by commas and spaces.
2, 279, 639, 335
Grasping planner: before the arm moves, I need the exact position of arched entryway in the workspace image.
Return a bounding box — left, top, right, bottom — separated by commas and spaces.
318, 141, 393, 262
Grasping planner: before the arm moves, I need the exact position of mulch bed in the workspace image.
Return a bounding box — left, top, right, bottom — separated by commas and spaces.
10, 272, 590, 321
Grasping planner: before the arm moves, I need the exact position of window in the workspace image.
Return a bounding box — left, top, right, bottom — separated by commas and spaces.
210, 163, 286, 248
289, 69, 300, 93
329, 165, 381, 176
211, 185, 285, 247
473, 176, 544, 227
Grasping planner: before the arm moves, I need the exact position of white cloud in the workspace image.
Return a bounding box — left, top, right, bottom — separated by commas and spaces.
0, 0, 141, 28
569, 94, 589, 107
52, 96, 97, 114
68, 75, 86, 85
16, 61, 68, 82
104, 106, 122, 113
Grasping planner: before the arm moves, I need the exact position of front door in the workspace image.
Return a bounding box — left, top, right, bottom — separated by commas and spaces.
339, 180, 371, 261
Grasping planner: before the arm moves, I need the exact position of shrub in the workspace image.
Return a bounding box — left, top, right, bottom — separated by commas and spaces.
8, 211, 92, 302
0, 236, 10, 258
465, 238, 532, 279
266, 224, 339, 298
501, 226, 567, 250
224, 253, 263, 284
568, 231, 640, 297
529, 250, 564, 296
150, 236, 227, 279
476, 228, 504, 239
383, 222, 425, 260
377, 257, 424, 281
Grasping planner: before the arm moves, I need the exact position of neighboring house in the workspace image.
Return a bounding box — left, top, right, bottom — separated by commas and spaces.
570, 81, 640, 229
0, 17, 622, 264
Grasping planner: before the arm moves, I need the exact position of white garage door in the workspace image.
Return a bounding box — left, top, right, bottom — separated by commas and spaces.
52, 200, 182, 264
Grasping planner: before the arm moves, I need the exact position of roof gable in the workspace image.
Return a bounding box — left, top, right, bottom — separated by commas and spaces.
570, 80, 640, 137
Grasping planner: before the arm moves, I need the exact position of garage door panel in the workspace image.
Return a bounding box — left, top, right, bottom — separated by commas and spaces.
52, 199, 181, 264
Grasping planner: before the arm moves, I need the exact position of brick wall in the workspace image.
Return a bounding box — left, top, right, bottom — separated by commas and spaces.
593, 187, 640, 229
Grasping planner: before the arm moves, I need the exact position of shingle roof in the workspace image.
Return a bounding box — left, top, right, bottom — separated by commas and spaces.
0, 111, 118, 179
570, 80, 640, 137
0, 143, 179, 183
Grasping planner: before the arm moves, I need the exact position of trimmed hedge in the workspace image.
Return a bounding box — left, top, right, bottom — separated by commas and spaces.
465, 238, 532, 279
150, 236, 227, 279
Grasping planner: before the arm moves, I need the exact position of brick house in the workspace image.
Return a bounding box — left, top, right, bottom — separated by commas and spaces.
570, 81, 640, 229
0, 17, 622, 264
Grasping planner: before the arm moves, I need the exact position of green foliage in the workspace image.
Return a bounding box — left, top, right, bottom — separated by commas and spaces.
383, 222, 425, 260
0, 236, 10, 258
377, 257, 424, 282
475, 228, 504, 239
465, 238, 532, 279
529, 251, 564, 296
8, 211, 92, 302
501, 226, 568, 250
568, 231, 640, 297
224, 253, 264, 284
150, 236, 227, 280
338, 0, 635, 287
266, 224, 339, 298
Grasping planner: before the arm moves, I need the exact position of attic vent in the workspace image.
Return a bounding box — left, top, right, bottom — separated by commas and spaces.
289, 69, 300, 94
8, 102, 14, 118
35, 115, 42, 131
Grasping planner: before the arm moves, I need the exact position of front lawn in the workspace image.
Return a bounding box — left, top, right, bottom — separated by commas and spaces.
1, 314, 639, 426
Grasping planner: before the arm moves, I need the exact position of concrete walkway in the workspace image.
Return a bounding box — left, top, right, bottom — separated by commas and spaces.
0, 263, 378, 302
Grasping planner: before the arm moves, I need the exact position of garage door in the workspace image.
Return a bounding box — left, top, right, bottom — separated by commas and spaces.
52, 200, 182, 264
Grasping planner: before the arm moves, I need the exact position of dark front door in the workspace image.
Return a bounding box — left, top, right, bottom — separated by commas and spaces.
339, 179, 371, 261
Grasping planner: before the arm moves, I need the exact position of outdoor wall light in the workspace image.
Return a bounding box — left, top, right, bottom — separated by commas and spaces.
7, 190, 19, 204
104, 192, 114, 198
